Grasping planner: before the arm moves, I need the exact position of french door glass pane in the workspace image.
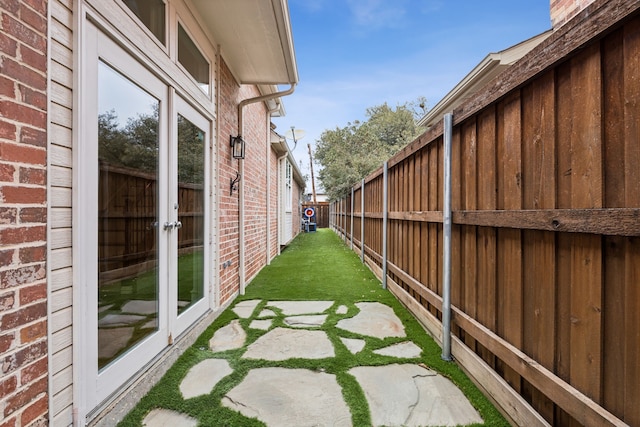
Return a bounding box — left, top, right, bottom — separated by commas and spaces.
177, 115, 205, 314
97, 61, 160, 369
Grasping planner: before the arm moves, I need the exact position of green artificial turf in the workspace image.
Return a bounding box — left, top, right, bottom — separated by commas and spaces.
118, 229, 508, 427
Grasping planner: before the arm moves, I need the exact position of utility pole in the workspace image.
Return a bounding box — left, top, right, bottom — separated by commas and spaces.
307, 143, 317, 204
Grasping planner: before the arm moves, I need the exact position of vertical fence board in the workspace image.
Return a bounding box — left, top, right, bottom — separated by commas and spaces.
420, 149, 429, 298
476, 107, 497, 368
429, 144, 440, 317
413, 154, 422, 286
451, 129, 462, 335
569, 44, 603, 405
602, 27, 626, 421
436, 141, 443, 307
522, 70, 557, 421
462, 120, 478, 350
622, 16, 640, 426
554, 58, 574, 425
499, 92, 523, 393
408, 157, 415, 279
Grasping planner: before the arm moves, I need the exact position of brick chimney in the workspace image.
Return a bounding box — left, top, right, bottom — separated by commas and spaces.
550, 0, 597, 28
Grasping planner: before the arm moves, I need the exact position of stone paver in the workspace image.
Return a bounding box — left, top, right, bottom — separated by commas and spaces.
267, 300, 334, 315
121, 300, 157, 315
209, 319, 246, 352
249, 319, 272, 330
336, 305, 348, 314
242, 327, 334, 361
179, 358, 232, 399
340, 337, 366, 354
142, 408, 197, 427
336, 302, 406, 339
232, 299, 261, 318
349, 363, 483, 427
283, 314, 327, 328
374, 341, 422, 358
258, 308, 276, 317
146, 300, 491, 427
222, 367, 351, 427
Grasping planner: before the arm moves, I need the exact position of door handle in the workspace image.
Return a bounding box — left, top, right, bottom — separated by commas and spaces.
163, 221, 182, 230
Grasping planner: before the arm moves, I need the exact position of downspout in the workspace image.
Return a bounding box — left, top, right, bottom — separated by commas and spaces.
442, 112, 453, 361
237, 83, 296, 294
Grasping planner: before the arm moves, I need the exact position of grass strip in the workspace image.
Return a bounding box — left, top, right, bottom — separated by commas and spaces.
119, 229, 507, 426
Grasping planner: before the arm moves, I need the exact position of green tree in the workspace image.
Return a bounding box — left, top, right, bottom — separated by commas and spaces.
315, 100, 426, 201
98, 108, 159, 173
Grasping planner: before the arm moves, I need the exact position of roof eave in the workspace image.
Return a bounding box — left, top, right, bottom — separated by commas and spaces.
191, 0, 299, 85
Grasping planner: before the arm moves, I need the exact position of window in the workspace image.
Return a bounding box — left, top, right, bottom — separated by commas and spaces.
285, 161, 292, 211
178, 23, 210, 94
123, 0, 166, 45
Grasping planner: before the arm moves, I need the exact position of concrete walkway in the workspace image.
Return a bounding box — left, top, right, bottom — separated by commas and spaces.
141, 300, 483, 427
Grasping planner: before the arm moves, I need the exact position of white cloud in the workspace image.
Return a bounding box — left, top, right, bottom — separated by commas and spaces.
346, 0, 408, 30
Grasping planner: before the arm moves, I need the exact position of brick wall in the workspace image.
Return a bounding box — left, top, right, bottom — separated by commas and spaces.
217, 58, 274, 302
218, 59, 241, 304
0, 1, 49, 426
550, 0, 597, 28
242, 99, 269, 283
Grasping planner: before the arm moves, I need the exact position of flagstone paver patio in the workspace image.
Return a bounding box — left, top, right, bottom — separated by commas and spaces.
141, 299, 484, 427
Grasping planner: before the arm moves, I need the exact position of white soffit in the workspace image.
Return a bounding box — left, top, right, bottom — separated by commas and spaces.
191, 0, 299, 85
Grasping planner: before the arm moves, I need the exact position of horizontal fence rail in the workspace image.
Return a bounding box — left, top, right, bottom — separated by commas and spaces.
331, 2, 640, 426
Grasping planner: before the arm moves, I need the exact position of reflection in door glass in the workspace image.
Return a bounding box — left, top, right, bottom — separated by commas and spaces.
177, 115, 205, 314
97, 61, 160, 369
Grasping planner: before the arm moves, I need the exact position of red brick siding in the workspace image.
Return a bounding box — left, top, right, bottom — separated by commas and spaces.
0, 1, 49, 426
218, 58, 286, 301
242, 98, 269, 283
218, 59, 241, 304
550, 0, 597, 28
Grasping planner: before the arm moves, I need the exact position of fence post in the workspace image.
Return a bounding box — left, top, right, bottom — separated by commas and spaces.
382, 161, 388, 289
343, 198, 347, 242
361, 178, 365, 263
350, 188, 355, 249
442, 112, 453, 362
329, 202, 333, 229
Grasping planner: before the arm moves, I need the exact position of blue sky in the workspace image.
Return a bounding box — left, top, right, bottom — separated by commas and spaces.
272, 0, 552, 188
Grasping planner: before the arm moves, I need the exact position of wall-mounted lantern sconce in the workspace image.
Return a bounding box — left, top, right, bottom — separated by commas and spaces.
230, 135, 245, 159
230, 172, 241, 196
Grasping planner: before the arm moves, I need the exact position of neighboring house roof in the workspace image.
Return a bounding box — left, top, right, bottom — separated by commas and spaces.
192, 0, 299, 86
417, 30, 552, 129
271, 128, 306, 187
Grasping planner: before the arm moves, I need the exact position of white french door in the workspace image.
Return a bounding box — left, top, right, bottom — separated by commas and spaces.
170, 97, 210, 335
81, 23, 211, 410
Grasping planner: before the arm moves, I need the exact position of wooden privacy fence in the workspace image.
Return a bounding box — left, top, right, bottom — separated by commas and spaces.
99, 164, 204, 283
331, 2, 640, 426
302, 202, 330, 228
